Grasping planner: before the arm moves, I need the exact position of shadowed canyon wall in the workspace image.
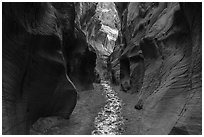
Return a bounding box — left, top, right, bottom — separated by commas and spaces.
2, 2, 96, 134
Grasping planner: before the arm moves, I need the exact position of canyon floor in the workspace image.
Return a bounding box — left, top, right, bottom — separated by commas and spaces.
30, 83, 141, 135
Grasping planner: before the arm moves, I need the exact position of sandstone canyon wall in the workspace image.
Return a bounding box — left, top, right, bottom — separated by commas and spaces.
113, 2, 202, 134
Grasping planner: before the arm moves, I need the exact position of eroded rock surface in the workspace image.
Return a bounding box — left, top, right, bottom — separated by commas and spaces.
2, 2, 97, 134
2, 2, 202, 135
113, 2, 202, 135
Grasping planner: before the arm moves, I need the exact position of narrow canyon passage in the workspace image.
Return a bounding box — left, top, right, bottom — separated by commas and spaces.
29, 78, 141, 135
30, 79, 126, 135
92, 80, 124, 135
3, 2, 202, 135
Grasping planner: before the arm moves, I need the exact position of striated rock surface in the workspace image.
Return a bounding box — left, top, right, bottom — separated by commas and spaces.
114, 2, 202, 134
2, 2, 202, 135
2, 3, 97, 134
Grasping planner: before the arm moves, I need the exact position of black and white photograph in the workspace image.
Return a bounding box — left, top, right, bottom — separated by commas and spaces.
2, 1, 202, 135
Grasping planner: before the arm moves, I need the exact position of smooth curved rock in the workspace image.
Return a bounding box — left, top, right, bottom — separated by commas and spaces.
2, 2, 97, 134
114, 2, 201, 135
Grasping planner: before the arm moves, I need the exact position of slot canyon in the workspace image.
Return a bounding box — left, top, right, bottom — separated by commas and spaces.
2, 2, 202, 135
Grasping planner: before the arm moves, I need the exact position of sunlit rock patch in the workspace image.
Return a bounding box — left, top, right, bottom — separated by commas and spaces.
95, 2, 119, 55
75, 2, 120, 56
92, 80, 124, 135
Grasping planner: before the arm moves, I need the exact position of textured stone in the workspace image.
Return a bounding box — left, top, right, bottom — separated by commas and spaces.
114, 2, 201, 134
